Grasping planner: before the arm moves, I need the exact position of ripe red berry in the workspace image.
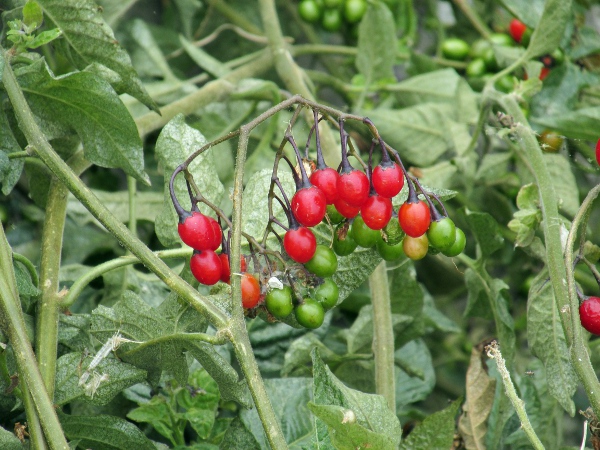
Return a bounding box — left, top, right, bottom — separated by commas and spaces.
178, 212, 217, 251
399, 200, 431, 237
334, 198, 360, 219
509, 18, 527, 43
539, 67, 550, 80
372, 162, 403, 198
241, 273, 261, 309
207, 216, 222, 251
190, 250, 222, 285
361, 195, 392, 230
218, 253, 230, 283
595, 138, 600, 167
291, 186, 327, 227
310, 167, 340, 204
337, 170, 370, 207
283, 227, 317, 263
580, 296, 600, 335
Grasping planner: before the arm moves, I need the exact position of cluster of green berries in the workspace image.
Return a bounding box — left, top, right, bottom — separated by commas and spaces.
297, 0, 368, 33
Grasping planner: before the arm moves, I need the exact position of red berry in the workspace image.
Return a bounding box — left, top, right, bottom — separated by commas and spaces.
372, 163, 403, 198
337, 170, 370, 207
399, 200, 431, 237
334, 198, 360, 219
509, 19, 527, 43
310, 168, 340, 204
580, 296, 600, 335
595, 139, 600, 166
218, 253, 231, 283
178, 212, 217, 251
241, 273, 261, 309
291, 186, 327, 227
284, 227, 317, 263
361, 195, 392, 230
207, 216, 222, 251
539, 67, 550, 80
190, 250, 222, 285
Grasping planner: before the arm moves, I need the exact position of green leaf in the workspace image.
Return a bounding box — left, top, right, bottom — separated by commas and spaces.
58, 314, 93, 351
309, 348, 402, 450
154, 114, 225, 247
465, 210, 504, 258
178, 369, 220, 438
395, 339, 435, 410
533, 106, 600, 141
498, 0, 544, 28
527, 269, 576, 416
399, 399, 461, 450
127, 397, 177, 444
220, 418, 261, 450
458, 346, 496, 449
524, 0, 573, 59
95, 0, 142, 27
12, 259, 40, 297
15, 60, 148, 183
180, 35, 230, 78
356, 1, 396, 86
54, 351, 147, 406
282, 333, 338, 378
23, 1, 43, 28
543, 153, 578, 217
571, 26, 600, 59
60, 413, 156, 450
0, 108, 24, 196
364, 104, 454, 166
27, 28, 62, 48
0, 425, 21, 450
37, 0, 159, 112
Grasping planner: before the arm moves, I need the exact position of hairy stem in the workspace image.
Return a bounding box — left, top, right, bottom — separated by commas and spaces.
370, 262, 396, 413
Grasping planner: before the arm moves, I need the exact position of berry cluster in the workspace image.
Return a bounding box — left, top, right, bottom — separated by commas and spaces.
297, 0, 367, 34
170, 108, 465, 330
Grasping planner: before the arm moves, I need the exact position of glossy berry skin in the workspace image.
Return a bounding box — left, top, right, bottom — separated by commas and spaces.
361, 195, 393, 230
509, 18, 527, 43
218, 253, 231, 283
333, 224, 358, 256
241, 273, 261, 309
265, 286, 294, 319
580, 297, 600, 335
403, 235, 429, 261
334, 198, 361, 219
337, 170, 370, 207
442, 228, 466, 257
596, 139, 600, 167
314, 278, 339, 310
310, 168, 340, 204
304, 245, 338, 278
295, 298, 325, 329
351, 216, 380, 248
344, 0, 367, 23
399, 200, 431, 238
284, 227, 317, 263
427, 217, 456, 252
298, 0, 321, 23
383, 217, 404, 246
178, 212, 217, 251
190, 250, 222, 286
207, 217, 222, 251
291, 186, 327, 227
325, 204, 344, 224
376, 238, 404, 261
372, 163, 403, 198
538, 130, 563, 153
441, 38, 470, 61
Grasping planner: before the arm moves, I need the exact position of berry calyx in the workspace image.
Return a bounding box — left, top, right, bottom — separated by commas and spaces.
361, 195, 393, 230
310, 168, 340, 204
241, 273, 261, 309
295, 298, 325, 329
314, 278, 339, 310
284, 227, 317, 263
304, 244, 338, 278
178, 211, 218, 251
372, 162, 403, 199
190, 250, 222, 285
399, 200, 431, 237
291, 185, 327, 227
580, 296, 600, 335
265, 286, 294, 319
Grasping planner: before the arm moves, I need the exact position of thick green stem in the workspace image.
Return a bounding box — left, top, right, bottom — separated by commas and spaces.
369, 262, 396, 413
0, 223, 69, 450
451, 0, 492, 38
3, 48, 229, 331
21, 384, 48, 450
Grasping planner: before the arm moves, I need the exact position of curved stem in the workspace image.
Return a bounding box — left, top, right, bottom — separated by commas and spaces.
370, 262, 396, 413
12, 253, 39, 288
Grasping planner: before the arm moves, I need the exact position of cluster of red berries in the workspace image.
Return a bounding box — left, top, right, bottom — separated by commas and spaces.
170, 110, 465, 330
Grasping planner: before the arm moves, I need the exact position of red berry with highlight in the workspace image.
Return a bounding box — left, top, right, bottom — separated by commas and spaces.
207, 216, 222, 251
284, 227, 317, 263
241, 273, 261, 309
334, 198, 360, 219
580, 296, 600, 335
509, 18, 527, 43
361, 195, 392, 230
337, 170, 370, 206
218, 253, 231, 283
310, 168, 340, 204
399, 200, 431, 237
190, 250, 222, 285
291, 186, 327, 227
372, 163, 403, 198
178, 212, 217, 251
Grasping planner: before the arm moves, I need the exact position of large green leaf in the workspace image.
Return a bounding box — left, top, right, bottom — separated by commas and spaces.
0, 425, 21, 450
497, 0, 544, 28
399, 399, 461, 450
465, 210, 504, 259
154, 114, 225, 247
60, 413, 156, 450
533, 106, 600, 141
395, 339, 435, 410
527, 269, 576, 416
543, 154, 578, 217
220, 418, 261, 450
309, 348, 402, 449
356, 1, 396, 86
15, 60, 148, 183
38, 0, 158, 112
524, 0, 573, 58
0, 108, 23, 195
